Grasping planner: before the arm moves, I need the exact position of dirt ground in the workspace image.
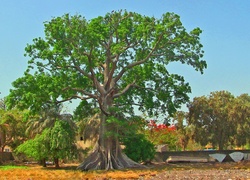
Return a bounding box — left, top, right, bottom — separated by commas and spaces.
0, 161, 250, 179
150, 161, 250, 180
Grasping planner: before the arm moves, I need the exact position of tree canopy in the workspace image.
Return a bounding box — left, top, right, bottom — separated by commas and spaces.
7, 10, 206, 170
188, 91, 250, 150
7, 10, 206, 117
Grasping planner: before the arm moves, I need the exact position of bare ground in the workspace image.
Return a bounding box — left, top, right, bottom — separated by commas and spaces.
149, 161, 250, 180
0, 161, 250, 179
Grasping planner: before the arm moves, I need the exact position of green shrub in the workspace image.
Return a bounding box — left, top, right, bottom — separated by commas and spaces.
122, 133, 155, 163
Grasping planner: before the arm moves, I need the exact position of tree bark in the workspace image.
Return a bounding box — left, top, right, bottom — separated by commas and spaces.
54, 157, 60, 168
77, 88, 145, 171
41, 158, 47, 167
77, 138, 144, 171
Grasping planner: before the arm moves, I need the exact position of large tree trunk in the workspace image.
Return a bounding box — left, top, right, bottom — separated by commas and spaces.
77, 113, 144, 171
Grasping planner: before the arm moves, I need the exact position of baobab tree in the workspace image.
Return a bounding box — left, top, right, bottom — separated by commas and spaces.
7, 10, 206, 170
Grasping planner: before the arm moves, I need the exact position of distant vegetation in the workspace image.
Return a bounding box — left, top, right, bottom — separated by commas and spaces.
1, 91, 250, 169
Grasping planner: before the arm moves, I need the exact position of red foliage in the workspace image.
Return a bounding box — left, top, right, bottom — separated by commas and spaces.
148, 120, 176, 132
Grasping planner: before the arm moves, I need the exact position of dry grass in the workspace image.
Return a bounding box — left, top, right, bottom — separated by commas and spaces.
0, 163, 159, 180
0, 162, 250, 180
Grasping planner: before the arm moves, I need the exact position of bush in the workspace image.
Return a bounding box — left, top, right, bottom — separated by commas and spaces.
122, 133, 155, 163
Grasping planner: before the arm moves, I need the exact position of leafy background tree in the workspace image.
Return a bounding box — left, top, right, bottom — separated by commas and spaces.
188, 91, 250, 150
6, 10, 206, 170
171, 111, 190, 151
144, 120, 178, 150
230, 94, 250, 147
0, 108, 27, 151
49, 120, 77, 168
15, 129, 50, 167
15, 120, 77, 168
25, 104, 75, 138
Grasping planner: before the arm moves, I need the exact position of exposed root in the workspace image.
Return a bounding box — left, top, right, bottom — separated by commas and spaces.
77, 144, 145, 171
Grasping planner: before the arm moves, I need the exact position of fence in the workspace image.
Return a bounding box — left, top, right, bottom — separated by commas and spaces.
154, 150, 250, 162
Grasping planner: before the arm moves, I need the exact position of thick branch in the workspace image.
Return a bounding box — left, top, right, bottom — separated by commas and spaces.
56, 94, 93, 104
88, 48, 105, 96
104, 55, 118, 90
72, 59, 92, 79
62, 87, 98, 99
114, 34, 164, 84
113, 81, 136, 98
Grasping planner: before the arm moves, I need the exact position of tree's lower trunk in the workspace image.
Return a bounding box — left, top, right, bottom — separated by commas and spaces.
54, 158, 59, 168
218, 141, 224, 150
1, 145, 5, 152
218, 131, 224, 150
41, 158, 46, 167
77, 113, 144, 171
77, 139, 144, 171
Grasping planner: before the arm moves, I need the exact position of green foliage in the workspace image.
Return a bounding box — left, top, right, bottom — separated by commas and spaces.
49, 120, 77, 160
105, 115, 155, 162
170, 111, 190, 150
73, 100, 99, 122
15, 119, 77, 164
105, 115, 147, 139
188, 91, 250, 150
122, 133, 155, 163
15, 129, 50, 161
7, 10, 206, 118
0, 108, 27, 150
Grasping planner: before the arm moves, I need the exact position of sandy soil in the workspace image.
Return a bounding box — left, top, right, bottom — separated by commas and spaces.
0, 161, 250, 179
148, 162, 250, 180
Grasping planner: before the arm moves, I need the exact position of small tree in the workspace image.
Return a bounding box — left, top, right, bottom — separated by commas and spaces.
122, 133, 155, 163
145, 120, 178, 150
107, 115, 155, 164
49, 120, 77, 168
16, 120, 77, 168
15, 129, 50, 167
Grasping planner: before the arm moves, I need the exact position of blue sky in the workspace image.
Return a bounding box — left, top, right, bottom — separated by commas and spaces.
1, 1, 250, 111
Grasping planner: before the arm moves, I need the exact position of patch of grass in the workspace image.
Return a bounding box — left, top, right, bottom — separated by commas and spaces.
0, 165, 28, 170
